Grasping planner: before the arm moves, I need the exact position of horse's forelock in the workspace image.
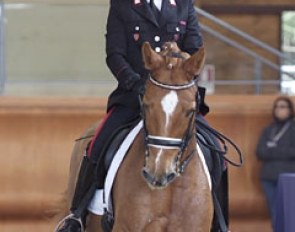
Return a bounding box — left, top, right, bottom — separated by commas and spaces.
160, 43, 190, 70
152, 42, 194, 84
163, 55, 181, 69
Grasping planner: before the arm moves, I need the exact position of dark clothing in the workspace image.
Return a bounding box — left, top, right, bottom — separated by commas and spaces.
106, 0, 203, 110
87, 106, 140, 166
261, 179, 277, 229
88, 0, 204, 178
256, 119, 295, 181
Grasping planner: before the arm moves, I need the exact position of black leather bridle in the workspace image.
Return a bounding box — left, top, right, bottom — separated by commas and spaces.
140, 75, 198, 176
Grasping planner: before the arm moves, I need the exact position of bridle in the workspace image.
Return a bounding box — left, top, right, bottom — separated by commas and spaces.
140, 75, 198, 176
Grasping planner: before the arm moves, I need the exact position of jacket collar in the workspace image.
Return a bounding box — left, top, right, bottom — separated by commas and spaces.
132, 0, 159, 27
132, 0, 178, 28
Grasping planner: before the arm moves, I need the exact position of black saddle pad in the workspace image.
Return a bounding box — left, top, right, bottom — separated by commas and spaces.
102, 119, 141, 171
196, 121, 225, 190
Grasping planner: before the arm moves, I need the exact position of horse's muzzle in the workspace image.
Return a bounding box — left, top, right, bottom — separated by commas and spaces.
142, 169, 177, 188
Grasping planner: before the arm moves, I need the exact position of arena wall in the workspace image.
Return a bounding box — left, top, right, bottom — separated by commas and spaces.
0, 96, 286, 226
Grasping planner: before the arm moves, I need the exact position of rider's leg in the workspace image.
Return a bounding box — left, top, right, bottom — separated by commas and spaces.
56, 106, 140, 232
197, 86, 210, 116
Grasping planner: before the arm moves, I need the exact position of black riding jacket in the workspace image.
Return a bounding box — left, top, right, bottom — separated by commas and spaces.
106, 0, 203, 110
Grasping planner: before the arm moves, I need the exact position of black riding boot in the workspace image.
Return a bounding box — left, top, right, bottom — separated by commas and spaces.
197, 86, 210, 116
57, 155, 96, 232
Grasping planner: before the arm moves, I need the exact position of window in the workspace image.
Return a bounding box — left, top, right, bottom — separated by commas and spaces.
281, 11, 295, 95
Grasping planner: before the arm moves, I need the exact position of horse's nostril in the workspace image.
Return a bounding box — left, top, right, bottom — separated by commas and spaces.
167, 173, 176, 183
142, 169, 177, 188
142, 169, 153, 183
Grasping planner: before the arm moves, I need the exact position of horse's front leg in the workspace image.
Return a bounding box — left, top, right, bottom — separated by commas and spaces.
86, 213, 103, 232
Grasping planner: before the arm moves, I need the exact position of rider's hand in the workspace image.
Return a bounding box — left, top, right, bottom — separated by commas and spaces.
120, 73, 145, 95
131, 77, 145, 95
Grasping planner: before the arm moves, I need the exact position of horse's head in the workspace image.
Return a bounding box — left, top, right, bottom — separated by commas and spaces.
141, 42, 206, 189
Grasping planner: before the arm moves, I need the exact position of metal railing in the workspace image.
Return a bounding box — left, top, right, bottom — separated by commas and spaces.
195, 7, 295, 94
0, 0, 5, 94
196, 8, 294, 64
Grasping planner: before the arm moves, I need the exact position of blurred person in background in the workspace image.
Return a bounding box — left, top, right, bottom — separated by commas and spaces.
256, 96, 295, 228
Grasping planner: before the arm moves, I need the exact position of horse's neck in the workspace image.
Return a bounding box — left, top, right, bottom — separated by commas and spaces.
112, 132, 213, 230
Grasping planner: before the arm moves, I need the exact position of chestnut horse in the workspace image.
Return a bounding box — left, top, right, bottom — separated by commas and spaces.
56, 42, 213, 232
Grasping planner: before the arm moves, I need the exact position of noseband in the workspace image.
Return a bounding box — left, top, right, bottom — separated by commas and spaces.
140, 75, 197, 176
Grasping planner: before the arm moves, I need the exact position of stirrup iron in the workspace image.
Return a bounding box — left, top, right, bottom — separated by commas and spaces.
54, 213, 84, 232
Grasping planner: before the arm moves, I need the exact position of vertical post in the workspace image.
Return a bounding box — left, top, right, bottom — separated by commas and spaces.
254, 58, 262, 95
279, 54, 283, 93
0, 0, 5, 95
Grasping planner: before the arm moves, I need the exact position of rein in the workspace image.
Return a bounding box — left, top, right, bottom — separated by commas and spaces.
165, 51, 186, 59
140, 75, 197, 176
195, 117, 243, 167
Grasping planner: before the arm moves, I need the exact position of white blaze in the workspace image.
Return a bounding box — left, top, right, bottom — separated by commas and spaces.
155, 149, 164, 173
161, 91, 178, 128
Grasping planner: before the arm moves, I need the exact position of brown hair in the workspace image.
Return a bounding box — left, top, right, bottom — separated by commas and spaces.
272, 96, 294, 120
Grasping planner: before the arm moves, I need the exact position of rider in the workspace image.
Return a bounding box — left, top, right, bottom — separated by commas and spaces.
57, 0, 208, 231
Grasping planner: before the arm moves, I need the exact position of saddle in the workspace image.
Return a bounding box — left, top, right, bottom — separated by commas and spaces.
97, 119, 140, 232
100, 119, 141, 172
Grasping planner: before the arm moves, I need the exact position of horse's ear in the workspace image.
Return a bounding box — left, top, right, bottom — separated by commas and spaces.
142, 42, 162, 70
183, 47, 206, 77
